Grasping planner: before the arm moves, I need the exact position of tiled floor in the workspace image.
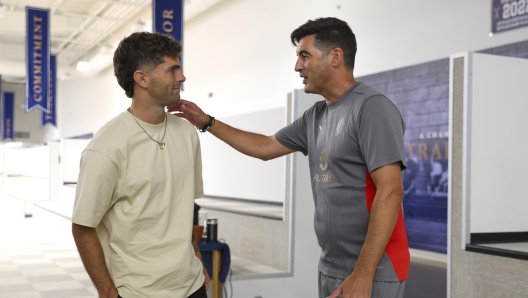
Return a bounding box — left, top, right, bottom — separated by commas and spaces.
0, 176, 286, 297
0, 192, 97, 298
0, 176, 49, 202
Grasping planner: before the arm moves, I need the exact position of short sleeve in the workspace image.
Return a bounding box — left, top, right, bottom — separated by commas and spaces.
275, 109, 310, 156
194, 138, 204, 199
72, 150, 118, 228
358, 95, 406, 173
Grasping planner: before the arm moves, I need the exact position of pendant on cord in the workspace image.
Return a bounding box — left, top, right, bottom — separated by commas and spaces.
159, 142, 165, 155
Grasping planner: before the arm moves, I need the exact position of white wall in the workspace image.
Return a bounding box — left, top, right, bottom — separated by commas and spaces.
200, 107, 287, 203
57, 0, 528, 138
4, 146, 49, 178
57, 68, 130, 139
225, 92, 321, 298
62, 139, 91, 183
181, 0, 528, 117
449, 52, 528, 298
469, 53, 528, 233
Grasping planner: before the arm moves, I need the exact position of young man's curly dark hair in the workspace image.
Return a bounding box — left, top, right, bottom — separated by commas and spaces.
113, 32, 182, 98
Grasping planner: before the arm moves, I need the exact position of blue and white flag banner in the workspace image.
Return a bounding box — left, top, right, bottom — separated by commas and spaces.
153, 0, 184, 42
41, 54, 57, 127
3, 92, 15, 140
26, 7, 50, 113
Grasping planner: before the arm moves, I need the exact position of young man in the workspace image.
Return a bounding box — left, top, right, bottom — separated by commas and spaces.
170, 17, 409, 298
72, 32, 209, 298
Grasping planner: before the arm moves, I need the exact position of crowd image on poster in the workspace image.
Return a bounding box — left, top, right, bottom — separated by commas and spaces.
404, 138, 449, 197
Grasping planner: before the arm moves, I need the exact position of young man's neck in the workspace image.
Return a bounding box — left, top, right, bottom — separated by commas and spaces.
129, 99, 166, 125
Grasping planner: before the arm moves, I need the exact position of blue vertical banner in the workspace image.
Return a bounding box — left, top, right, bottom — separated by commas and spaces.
41, 54, 57, 127
3, 92, 15, 140
26, 7, 50, 113
153, 0, 184, 71
153, 0, 184, 42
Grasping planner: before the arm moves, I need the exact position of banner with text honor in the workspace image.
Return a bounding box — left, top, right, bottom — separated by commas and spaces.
41, 55, 57, 127
26, 7, 51, 113
153, 0, 183, 42
3, 92, 15, 140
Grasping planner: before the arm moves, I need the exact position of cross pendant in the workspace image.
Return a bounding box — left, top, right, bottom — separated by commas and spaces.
159, 145, 164, 155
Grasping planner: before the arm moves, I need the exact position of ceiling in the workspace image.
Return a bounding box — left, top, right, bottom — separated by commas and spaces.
0, 0, 224, 82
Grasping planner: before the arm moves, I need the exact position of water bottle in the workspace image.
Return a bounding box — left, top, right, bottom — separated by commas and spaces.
206, 218, 218, 243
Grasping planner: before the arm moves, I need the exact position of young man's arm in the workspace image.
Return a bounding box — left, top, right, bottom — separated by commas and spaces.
168, 100, 294, 161
328, 162, 404, 298
72, 223, 118, 298
192, 229, 210, 290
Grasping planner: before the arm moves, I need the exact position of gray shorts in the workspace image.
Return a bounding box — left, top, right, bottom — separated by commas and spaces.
318, 271, 405, 298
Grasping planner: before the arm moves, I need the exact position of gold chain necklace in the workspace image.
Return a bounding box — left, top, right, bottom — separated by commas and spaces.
128, 108, 167, 154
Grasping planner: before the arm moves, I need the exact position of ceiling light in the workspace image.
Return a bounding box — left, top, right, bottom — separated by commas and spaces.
77, 61, 91, 72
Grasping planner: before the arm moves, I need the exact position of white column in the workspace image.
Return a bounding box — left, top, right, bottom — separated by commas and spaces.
49, 140, 61, 203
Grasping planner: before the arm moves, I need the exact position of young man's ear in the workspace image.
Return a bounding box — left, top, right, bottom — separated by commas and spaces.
133, 70, 148, 88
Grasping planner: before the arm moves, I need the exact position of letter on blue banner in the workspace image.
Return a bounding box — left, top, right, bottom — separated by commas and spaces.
26, 7, 50, 113
42, 55, 57, 127
153, 0, 183, 42
3, 92, 15, 140
153, 0, 184, 80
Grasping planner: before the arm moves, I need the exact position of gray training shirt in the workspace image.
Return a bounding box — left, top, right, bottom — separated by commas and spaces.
276, 82, 410, 282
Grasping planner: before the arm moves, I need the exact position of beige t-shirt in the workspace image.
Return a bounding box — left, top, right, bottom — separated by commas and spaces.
72, 111, 205, 298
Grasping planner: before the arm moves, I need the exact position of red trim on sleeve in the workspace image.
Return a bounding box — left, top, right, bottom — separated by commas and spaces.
366, 170, 410, 281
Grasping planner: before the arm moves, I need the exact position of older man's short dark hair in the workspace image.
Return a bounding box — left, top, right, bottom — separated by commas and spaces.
291, 17, 357, 70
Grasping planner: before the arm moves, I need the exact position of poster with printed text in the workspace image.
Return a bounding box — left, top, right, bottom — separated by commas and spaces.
492, 0, 528, 34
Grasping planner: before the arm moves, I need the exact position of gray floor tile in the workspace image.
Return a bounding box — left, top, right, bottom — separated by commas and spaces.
79, 280, 94, 287
0, 276, 29, 286
0, 291, 43, 298
21, 268, 69, 277
404, 259, 446, 298
0, 260, 14, 266
0, 283, 35, 293
62, 267, 87, 274
39, 288, 94, 298
32, 280, 85, 292
27, 274, 75, 283
9, 255, 46, 260
17, 263, 59, 270
0, 270, 23, 278
39, 249, 78, 253
32, 243, 61, 247
48, 257, 82, 263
